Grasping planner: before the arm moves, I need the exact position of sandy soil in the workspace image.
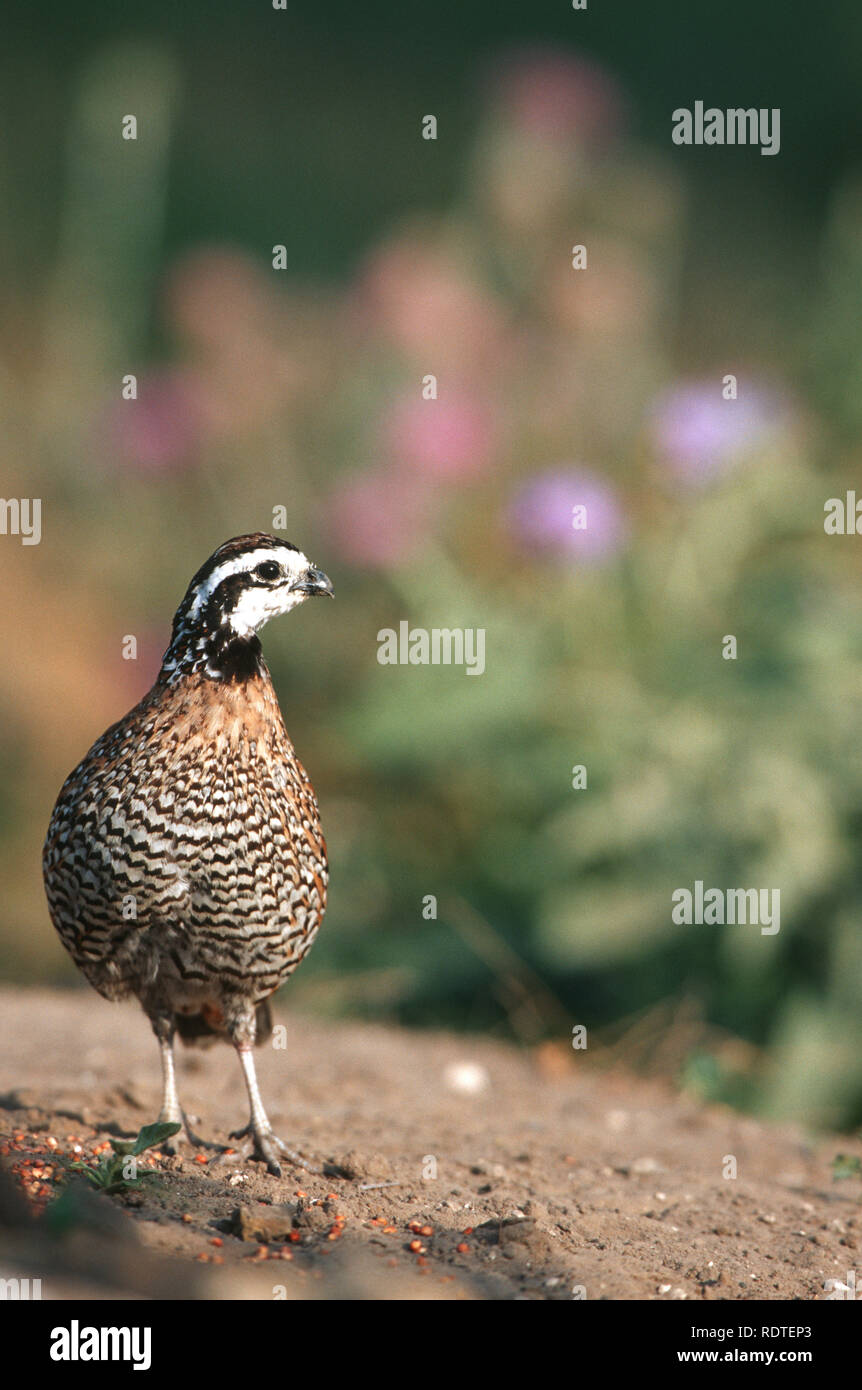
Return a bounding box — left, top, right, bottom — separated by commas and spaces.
1, 987, 860, 1301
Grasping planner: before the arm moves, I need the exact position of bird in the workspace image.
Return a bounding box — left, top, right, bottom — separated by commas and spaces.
43, 533, 333, 1176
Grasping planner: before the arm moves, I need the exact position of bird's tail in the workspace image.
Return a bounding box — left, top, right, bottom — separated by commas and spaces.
174, 1000, 274, 1048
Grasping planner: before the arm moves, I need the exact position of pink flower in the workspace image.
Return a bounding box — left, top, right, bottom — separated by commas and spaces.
487, 46, 626, 146
327, 467, 435, 570
108, 370, 204, 473
163, 246, 270, 352
383, 392, 495, 481
353, 231, 508, 375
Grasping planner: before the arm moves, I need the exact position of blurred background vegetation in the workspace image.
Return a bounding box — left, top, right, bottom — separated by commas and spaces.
3, 1, 862, 1130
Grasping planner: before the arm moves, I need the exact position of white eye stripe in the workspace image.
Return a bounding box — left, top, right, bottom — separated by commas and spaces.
190, 547, 308, 615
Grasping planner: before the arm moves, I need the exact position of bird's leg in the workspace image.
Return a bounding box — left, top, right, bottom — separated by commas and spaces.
151, 1014, 184, 1156
154, 1017, 181, 1130
226, 1012, 319, 1176
230, 1047, 320, 1176
151, 1014, 215, 1153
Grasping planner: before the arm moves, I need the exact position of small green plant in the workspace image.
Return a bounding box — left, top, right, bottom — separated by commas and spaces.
68, 1121, 181, 1195
831, 1153, 862, 1181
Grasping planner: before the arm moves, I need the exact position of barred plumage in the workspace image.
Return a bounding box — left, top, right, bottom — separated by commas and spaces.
43, 533, 332, 1175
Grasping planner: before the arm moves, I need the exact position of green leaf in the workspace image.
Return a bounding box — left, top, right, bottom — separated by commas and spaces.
832, 1153, 862, 1181
108, 1120, 180, 1158
132, 1121, 181, 1156
108, 1138, 136, 1157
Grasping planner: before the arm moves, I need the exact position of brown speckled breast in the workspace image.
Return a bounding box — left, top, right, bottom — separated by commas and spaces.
43, 662, 327, 1013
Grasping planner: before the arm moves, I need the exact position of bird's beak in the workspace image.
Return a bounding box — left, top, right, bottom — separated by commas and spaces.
292, 564, 334, 597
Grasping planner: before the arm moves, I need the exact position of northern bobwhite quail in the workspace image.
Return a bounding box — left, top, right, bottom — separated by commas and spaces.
43, 533, 333, 1175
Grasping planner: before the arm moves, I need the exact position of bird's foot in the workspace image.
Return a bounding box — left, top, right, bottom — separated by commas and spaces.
225, 1122, 321, 1178
157, 1110, 218, 1157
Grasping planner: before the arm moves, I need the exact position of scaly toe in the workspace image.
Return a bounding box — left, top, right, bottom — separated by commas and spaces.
251, 1129, 284, 1177
272, 1137, 321, 1174
226, 1124, 318, 1176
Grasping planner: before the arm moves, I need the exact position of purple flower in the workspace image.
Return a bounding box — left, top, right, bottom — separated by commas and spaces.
650, 381, 788, 487
508, 467, 628, 563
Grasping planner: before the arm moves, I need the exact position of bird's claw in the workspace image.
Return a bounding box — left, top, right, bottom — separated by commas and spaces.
226, 1123, 321, 1177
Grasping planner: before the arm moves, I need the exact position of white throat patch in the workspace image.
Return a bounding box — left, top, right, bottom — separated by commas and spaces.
227, 578, 310, 638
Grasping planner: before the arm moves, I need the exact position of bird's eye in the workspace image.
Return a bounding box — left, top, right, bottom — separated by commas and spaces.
255, 560, 281, 582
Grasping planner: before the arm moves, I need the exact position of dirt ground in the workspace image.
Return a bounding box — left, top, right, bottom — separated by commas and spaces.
1, 987, 860, 1301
